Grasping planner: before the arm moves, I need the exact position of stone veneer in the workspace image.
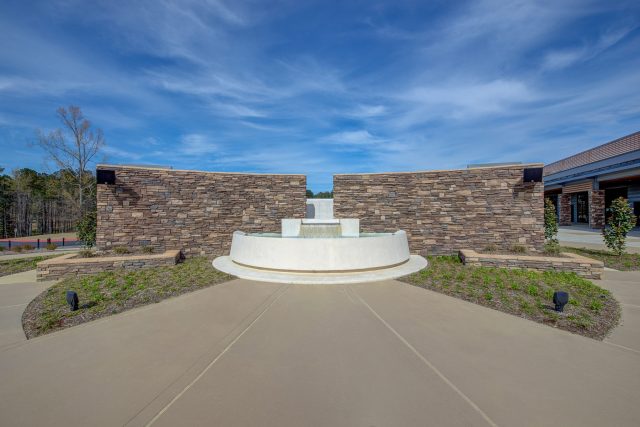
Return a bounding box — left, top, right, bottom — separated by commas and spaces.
589, 190, 605, 229
36, 250, 182, 281
96, 166, 306, 257
334, 165, 545, 255
559, 194, 572, 226
458, 249, 604, 279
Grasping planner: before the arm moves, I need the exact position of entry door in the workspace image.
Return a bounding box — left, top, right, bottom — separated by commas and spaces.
576, 192, 589, 223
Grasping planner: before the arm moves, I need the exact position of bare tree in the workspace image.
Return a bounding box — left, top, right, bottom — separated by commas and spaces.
37, 106, 105, 217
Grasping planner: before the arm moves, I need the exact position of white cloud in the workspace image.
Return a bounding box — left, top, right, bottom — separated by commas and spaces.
325, 130, 379, 146
542, 26, 636, 70
179, 134, 218, 155
347, 104, 387, 118
398, 79, 536, 123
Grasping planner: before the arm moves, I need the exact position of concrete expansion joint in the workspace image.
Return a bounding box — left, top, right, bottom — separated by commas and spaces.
603, 340, 640, 356
141, 284, 291, 427
348, 286, 500, 427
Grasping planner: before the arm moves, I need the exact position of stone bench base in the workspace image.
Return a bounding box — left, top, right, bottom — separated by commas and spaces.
458, 249, 603, 279
37, 250, 182, 281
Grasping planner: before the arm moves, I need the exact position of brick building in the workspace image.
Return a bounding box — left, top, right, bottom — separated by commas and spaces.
543, 131, 640, 228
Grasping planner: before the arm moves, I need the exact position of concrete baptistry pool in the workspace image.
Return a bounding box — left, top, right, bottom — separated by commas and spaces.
213, 218, 427, 284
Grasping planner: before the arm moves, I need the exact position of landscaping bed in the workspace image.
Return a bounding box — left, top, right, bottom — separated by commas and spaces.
561, 246, 640, 271
459, 249, 603, 279
401, 256, 620, 340
23, 257, 233, 338
36, 250, 182, 281
0, 255, 65, 278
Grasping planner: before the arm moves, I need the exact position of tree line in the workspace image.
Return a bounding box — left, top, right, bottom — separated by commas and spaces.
0, 106, 104, 238
0, 167, 96, 238
306, 190, 334, 199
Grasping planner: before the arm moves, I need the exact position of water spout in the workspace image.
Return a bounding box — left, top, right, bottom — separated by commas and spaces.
299, 223, 342, 238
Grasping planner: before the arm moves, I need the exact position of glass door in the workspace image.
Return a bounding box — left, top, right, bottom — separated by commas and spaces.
576, 192, 589, 223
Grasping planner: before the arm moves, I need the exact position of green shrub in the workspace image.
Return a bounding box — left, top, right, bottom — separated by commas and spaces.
511, 244, 527, 254
543, 242, 561, 255
79, 249, 95, 258
13, 246, 23, 253
483, 243, 498, 253
544, 198, 559, 244
22, 244, 35, 251
0, 246, 4, 251
602, 197, 637, 256
141, 246, 154, 254
113, 246, 130, 255
77, 211, 97, 248
46, 243, 58, 251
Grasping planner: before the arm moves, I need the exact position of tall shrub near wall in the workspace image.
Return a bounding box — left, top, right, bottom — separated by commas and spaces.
333, 165, 545, 255
96, 166, 306, 257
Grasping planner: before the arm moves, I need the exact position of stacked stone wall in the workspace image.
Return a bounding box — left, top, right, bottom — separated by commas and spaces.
333, 165, 545, 255
589, 190, 605, 229
37, 250, 182, 281
459, 250, 603, 279
559, 194, 572, 226
96, 166, 306, 257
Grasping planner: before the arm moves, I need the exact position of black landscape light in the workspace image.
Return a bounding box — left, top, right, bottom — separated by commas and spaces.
553, 291, 569, 312
66, 291, 79, 311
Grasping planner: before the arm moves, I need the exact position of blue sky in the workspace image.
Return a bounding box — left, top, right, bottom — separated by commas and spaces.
1, 0, 639, 191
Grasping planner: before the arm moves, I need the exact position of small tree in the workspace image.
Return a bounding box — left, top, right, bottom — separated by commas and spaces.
544, 198, 559, 244
76, 211, 97, 248
602, 197, 637, 256
37, 106, 105, 218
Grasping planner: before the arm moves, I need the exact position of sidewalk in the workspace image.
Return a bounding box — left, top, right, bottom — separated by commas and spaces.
0, 278, 639, 426
0, 248, 79, 261
595, 270, 640, 353
559, 226, 640, 254
0, 270, 57, 349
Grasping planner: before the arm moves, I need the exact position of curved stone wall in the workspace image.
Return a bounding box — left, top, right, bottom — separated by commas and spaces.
333, 164, 545, 255
96, 165, 306, 257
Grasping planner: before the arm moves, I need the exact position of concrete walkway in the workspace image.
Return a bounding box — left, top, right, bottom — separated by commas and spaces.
559, 226, 640, 253
0, 248, 78, 261
0, 270, 57, 349
595, 270, 640, 353
1, 277, 639, 426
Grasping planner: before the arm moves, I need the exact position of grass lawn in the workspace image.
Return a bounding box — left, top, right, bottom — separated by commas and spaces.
561, 246, 640, 271
22, 257, 233, 338
401, 256, 620, 340
0, 255, 64, 278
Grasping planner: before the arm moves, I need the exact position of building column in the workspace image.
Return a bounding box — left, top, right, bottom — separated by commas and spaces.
589, 190, 605, 229
559, 193, 572, 225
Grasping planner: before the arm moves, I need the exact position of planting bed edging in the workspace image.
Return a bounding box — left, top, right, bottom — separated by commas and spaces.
459, 249, 604, 279
36, 250, 182, 281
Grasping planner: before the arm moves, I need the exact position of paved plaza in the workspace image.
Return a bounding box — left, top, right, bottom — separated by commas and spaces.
1, 270, 639, 426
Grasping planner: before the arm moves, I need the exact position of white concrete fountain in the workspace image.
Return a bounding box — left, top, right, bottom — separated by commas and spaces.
212, 202, 427, 284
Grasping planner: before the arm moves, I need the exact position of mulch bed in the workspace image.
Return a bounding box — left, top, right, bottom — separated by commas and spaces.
22, 257, 233, 338
401, 256, 621, 340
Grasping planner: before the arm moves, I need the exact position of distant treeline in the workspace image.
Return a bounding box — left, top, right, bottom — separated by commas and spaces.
306, 190, 333, 199
0, 167, 96, 238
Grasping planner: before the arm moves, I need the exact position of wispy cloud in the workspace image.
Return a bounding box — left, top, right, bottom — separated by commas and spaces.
542, 25, 636, 70
1, 0, 639, 190
179, 134, 219, 156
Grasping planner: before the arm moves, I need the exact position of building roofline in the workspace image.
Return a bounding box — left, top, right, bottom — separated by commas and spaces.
544, 131, 640, 173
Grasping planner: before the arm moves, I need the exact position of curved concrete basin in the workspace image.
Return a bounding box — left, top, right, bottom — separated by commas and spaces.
229, 230, 411, 272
